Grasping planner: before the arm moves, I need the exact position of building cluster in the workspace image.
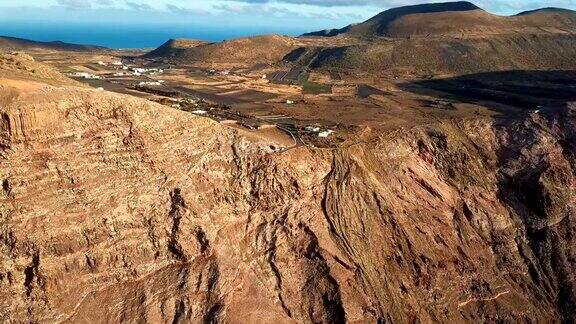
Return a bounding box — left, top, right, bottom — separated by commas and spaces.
305, 126, 335, 138
70, 58, 170, 85
97, 60, 123, 67
138, 80, 165, 86
70, 72, 101, 80
318, 130, 335, 138
131, 67, 163, 76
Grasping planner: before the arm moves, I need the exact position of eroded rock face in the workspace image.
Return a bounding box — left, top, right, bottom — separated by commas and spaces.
320, 109, 575, 323
0, 82, 574, 323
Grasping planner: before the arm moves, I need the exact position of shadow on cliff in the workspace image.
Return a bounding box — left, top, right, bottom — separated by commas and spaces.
404, 70, 576, 320
494, 103, 576, 322
400, 70, 576, 115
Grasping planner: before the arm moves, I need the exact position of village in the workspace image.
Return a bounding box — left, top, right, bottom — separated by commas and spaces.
33, 46, 502, 154
62, 55, 344, 150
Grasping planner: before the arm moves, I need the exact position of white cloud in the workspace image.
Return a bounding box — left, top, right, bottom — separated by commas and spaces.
0, 0, 574, 28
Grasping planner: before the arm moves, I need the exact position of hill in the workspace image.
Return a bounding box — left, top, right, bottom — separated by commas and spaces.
515, 8, 576, 32
303, 1, 576, 38
516, 7, 576, 16
0, 35, 107, 52
144, 34, 301, 67
302, 33, 576, 75
143, 38, 208, 58
0, 51, 81, 86
143, 2, 576, 74
304, 1, 489, 37
145, 1, 576, 74
294, 1, 576, 75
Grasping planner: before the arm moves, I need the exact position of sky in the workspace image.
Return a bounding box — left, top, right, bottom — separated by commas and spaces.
0, 0, 575, 48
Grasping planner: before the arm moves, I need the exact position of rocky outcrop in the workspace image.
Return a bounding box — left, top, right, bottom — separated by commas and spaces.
0, 80, 574, 322
0, 52, 81, 86
319, 109, 575, 322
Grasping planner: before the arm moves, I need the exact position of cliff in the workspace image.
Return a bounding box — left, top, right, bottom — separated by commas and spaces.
0, 70, 574, 322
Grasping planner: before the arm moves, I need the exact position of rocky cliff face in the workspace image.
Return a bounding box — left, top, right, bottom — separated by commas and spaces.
0, 78, 574, 322
320, 109, 575, 322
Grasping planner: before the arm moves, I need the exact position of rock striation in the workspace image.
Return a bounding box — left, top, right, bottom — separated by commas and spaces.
0, 66, 574, 322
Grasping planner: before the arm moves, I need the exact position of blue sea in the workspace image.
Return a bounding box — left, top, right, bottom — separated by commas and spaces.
0, 22, 311, 49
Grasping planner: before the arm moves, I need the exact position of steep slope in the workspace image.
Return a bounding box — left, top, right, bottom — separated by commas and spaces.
145, 2, 576, 73
143, 39, 208, 59
516, 8, 576, 33
0, 52, 81, 86
0, 61, 575, 322
517, 7, 576, 16
145, 34, 301, 67
307, 33, 576, 75
304, 1, 492, 38
0, 36, 107, 52
303, 1, 576, 38
297, 2, 576, 75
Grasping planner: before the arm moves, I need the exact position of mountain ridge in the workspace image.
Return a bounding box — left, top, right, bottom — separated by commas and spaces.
0, 35, 108, 52
143, 38, 208, 58
516, 7, 576, 16
145, 34, 301, 67
302, 1, 576, 38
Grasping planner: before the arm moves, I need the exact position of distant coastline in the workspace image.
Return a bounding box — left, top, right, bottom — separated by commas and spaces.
0, 21, 307, 49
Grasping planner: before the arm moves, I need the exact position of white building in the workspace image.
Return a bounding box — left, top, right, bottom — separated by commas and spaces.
138, 81, 163, 86
70, 72, 101, 80
318, 130, 335, 138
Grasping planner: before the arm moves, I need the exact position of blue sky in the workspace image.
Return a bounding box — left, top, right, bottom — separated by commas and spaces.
2, 0, 575, 25
0, 0, 575, 47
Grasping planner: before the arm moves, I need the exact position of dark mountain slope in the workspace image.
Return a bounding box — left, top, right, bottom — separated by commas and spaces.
0, 36, 107, 52
144, 34, 300, 67
297, 2, 576, 75
307, 34, 576, 75
145, 1, 576, 75
143, 39, 208, 59
303, 1, 576, 38
304, 1, 487, 37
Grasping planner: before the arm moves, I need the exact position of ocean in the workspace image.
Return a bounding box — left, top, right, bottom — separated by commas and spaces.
0, 22, 311, 49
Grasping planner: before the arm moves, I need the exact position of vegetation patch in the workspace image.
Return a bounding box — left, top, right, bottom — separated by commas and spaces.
299, 73, 332, 95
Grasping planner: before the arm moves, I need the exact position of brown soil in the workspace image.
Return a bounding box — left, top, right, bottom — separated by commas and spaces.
1, 6, 576, 321
1, 67, 575, 322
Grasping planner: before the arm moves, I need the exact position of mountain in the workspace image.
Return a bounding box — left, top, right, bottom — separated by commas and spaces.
292, 1, 576, 75
303, 1, 576, 38
515, 8, 576, 32
143, 38, 208, 59
144, 34, 301, 67
304, 1, 486, 37
1, 58, 575, 322
516, 7, 576, 16
0, 36, 107, 52
144, 2, 576, 74
298, 33, 576, 75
